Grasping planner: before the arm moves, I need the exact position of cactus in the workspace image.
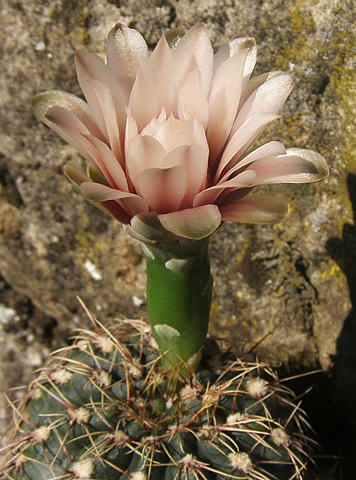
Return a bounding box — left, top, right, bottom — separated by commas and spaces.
1, 22, 328, 479
2, 313, 312, 480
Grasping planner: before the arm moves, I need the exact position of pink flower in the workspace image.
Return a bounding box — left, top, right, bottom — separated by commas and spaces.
32, 24, 328, 243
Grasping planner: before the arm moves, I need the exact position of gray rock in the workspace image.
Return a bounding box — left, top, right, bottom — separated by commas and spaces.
0, 1, 355, 471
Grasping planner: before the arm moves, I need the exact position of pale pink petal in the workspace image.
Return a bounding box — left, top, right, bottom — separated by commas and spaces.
80, 181, 149, 217
125, 111, 138, 150
85, 194, 132, 224
75, 52, 111, 139
158, 204, 221, 239
32, 90, 103, 139
82, 134, 128, 191
128, 64, 160, 131
220, 141, 286, 182
207, 48, 249, 161
177, 116, 209, 152
214, 37, 256, 71
286, 148, 329, 180
163, 144, 208, 207
143, 115, 208, 153
80, 182, 129, 201
220, 195, 288, 223
88, 80, 123, 163
140, 114, 172, 146
126, 134, 166, 185
174, 23, 214, 95
250, 148, 329, 185
239, 72, 273, 107
44, 106, 93, 161
145, 35, 178, 115
135, 166, 187, 213
215, 113, 280, 180
217, 186, 253, 206
193, 170, 256, 207
75, 52, 127, 140
106, 23, 148, 94
213, 37, 257, 94
233, 72, 295, 132
177, 69, 209, 128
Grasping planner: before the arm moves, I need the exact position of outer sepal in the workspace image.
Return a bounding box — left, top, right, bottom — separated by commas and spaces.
158, 205, 221, 240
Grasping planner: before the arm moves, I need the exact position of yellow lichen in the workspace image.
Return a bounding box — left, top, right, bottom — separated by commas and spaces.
320, 259, 344, 280
275, 0, 317, 70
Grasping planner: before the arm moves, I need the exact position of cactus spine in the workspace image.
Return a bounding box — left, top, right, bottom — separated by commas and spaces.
2, 315, 312, 480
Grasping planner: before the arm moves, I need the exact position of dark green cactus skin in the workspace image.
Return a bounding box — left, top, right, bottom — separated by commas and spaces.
2, 320, 310, 480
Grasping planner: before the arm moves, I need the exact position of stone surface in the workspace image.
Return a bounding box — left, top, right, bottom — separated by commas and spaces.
0, 0, 355, 475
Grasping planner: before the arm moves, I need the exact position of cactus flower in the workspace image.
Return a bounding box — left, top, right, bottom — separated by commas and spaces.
32, 24, 328, 371
32, 23, 328, 245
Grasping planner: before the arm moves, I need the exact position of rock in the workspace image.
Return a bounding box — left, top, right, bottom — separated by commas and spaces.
0, 0, 355, 471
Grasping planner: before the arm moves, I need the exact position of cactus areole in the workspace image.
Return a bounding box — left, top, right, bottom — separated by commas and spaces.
31, 23, 328, 373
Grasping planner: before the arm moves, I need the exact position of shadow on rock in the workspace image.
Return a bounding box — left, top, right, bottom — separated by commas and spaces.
325, 173, 356, 478
304, 174, 356, 480
286, 173, 356, 479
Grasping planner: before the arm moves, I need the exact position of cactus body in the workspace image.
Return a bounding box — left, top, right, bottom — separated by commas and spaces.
2, 318, 311, 480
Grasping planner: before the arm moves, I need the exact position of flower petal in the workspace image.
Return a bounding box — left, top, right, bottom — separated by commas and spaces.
233, 72, 295, 132
158, 204, 221, 239
177, 68, 209, 127
250, 148, 329, 185
174, 23, 214, 95
288, 148, 329, 180
44, 105, 93, 161
128, 64, 161, 131
32, 90, 103, 139
207, 47, 250, 161
220, 141, 286, 182
87, 163, 111, 185
142, 115, 208, 154
106, 23, 148, 92
193, 169, 256, 207
163, 144, 208, 207
32, 92, 105, 161
213, 37, 257, 80
126, 134, 166, 184
64, 164, 91, 186
130, 212, 178, 244
75, 51, 127, 140
239, 72, 271, 106
220, 195, 288, 224
164, 28, 186, 49
86, 80, 123, 163
80, 181, 148, 217
145, 35, 178, 115
135, 166, 188, 213
82, 134, 128, 191
80, 182, 125, 201
215, 113, 280, 180
100, 201, 131, 223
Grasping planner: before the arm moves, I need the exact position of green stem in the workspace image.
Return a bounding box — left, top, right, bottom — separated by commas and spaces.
142, 237, 212, 374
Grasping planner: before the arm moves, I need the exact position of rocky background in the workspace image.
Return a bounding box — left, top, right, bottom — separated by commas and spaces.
0, 0, 355, 477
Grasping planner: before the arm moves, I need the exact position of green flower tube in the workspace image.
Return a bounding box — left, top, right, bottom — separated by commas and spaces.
142, 237, 212, 374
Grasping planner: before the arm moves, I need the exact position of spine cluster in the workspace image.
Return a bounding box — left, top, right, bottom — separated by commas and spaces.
1, 316, 312, 480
